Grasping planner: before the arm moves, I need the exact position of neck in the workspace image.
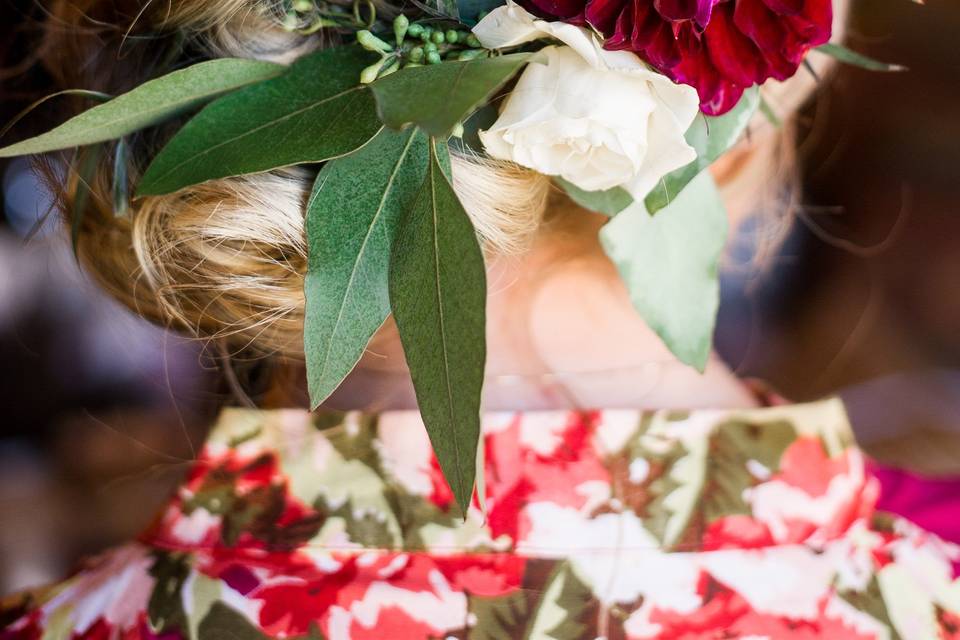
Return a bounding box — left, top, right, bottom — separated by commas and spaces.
326, 203, 758, 412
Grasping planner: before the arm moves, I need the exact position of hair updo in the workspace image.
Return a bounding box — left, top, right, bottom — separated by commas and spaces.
31, 0, 846, 358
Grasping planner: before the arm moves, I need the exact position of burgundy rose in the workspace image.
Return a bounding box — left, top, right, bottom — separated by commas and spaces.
521, 0, 833, 115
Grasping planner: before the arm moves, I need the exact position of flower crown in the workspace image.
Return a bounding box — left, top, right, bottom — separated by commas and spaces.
0, 0, 900, 513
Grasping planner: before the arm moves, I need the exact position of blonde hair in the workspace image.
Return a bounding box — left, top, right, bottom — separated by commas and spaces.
36, 0, 842, 359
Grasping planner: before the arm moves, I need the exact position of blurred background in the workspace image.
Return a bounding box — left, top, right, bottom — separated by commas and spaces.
0, 0, 958, 595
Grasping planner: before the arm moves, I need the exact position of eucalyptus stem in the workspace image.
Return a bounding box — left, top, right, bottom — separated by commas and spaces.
353, 0, 376, 28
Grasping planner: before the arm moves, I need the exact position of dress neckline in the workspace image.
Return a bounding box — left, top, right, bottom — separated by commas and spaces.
139, 399, 867, 557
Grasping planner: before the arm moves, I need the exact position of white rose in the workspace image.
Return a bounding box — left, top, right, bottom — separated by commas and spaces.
472, 2, 700, 199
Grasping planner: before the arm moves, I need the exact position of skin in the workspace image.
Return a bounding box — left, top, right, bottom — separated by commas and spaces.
326, 159, 760, 412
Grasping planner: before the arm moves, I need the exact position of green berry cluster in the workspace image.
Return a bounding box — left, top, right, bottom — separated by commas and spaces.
357, 15, 489, 83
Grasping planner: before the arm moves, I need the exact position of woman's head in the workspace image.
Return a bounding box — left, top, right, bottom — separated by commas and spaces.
32, 0, 846, 365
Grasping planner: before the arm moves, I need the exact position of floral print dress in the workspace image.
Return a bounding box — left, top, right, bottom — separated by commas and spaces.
2, 400, 959, 639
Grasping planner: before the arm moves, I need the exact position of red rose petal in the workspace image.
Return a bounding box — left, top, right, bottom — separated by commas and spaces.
705, 6, 769, 87
533, 0, 834, 114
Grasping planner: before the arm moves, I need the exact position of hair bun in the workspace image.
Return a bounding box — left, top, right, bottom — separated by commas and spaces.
36, 0, 549, 359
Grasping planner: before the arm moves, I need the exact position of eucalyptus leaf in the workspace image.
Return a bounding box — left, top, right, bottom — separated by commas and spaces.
601, 172, 728, 371
305, 127, 430, 407
816, 43, 906, 72
555, 177, 633, 217
388, 138, 486, 515
644, 87, 759, 215
0, 60, 282, 158
0, 89, 111, 144
138, 46, 383, 196
371, 54, 530, 137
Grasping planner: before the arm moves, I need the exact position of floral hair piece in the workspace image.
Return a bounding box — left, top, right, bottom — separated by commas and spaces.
0, 0, 901, 513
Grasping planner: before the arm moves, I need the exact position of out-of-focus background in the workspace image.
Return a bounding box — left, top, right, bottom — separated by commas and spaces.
0, 0, 958, 595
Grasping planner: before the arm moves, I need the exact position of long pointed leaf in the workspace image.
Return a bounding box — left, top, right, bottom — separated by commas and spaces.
370, 54, 530, 137
602, 172, 728, 371
389, 138, 486, 514
0, 89, 111, 144
138, 46, 383, 196
0, 59, 282, 158
305, 127, 430, 407
644, 87, 759, 215
555, 177, 633, 217
816, 43, 907, 72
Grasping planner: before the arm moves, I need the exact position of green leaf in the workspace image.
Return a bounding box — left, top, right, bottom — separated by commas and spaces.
0, 59, 282, 158
370, 54, 530, 137
601, 172, 728, 371
644, 87, 759, 215
388, 138, 486, 515
816, 43, 907, 72
305, 127, 430, 407
138, 46, 383, 196
0, 89, 111, 144
555, 177, 633, 217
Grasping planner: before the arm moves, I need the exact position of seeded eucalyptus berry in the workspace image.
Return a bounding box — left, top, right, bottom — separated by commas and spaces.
357, 30, 393, 54
360, 59, 385, 84
393, 15, 409, 45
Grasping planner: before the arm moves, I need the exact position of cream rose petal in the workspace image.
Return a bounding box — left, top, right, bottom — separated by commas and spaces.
472, 1, 594, 59
473, 2, 700, 198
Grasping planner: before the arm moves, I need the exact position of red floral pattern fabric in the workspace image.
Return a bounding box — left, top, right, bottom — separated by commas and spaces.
3, 401, 959, 639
